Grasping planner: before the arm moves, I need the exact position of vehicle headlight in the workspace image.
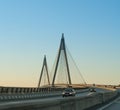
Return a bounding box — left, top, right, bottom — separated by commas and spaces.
62, 92, 65, 94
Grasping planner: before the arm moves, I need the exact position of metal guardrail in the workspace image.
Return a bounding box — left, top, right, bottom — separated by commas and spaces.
0, 87, 88, 94
0, 87, 63, 94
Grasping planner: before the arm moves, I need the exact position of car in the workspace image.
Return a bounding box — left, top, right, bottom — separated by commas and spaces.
89, 88, 96, 92
62, 88, 76, 97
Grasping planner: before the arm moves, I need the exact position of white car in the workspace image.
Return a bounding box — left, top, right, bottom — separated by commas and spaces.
62, 88, 76, 97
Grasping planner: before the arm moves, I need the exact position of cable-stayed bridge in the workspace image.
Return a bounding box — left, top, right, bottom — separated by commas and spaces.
38, 33, 86, 88
0, 34, 119, 110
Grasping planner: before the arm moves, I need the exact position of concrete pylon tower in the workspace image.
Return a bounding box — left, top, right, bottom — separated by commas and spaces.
52, 33, 72, 87
38, 55, 50, 88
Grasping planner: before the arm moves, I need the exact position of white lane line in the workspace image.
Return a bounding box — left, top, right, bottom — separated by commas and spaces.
87, 92, 94, 96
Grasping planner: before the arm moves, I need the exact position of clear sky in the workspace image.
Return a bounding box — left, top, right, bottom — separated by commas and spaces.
0, 0, 120, 87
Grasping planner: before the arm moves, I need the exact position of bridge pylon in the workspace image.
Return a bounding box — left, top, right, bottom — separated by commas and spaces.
52, 33, 72, 87
38, 55, 50, 88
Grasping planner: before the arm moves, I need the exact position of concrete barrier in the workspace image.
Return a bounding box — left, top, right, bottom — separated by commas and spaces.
101, 91, 118, 103
0, 90, 118, 110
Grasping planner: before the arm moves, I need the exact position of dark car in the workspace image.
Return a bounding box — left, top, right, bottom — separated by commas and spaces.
62, 88, 76, 97
89, 88, 96, 92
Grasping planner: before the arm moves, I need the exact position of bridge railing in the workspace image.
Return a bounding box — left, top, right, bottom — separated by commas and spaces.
0, 87, 88, 94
